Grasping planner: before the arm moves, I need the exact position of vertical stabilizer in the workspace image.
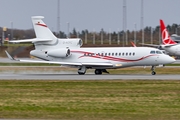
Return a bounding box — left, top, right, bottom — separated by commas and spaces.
160, 19, 176, 45
31, 16, 57, 41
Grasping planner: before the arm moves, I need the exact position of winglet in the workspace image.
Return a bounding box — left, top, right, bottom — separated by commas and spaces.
130, 41, 136, 47
5, 50, 17, 60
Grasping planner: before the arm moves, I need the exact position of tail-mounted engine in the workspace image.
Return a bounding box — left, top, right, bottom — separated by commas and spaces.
47, 48, 70, 58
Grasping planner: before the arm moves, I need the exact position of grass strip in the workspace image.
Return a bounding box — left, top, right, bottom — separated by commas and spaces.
0, 80, 180, 119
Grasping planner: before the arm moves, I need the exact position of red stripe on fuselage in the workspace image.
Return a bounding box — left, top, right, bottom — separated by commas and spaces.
71, 50, 157, 62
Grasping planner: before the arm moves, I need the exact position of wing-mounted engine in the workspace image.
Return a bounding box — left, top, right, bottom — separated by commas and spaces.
158, 45, 170, 50
158, 45, 163, 50
48, 48, 71, 58
59, 38, 83, 48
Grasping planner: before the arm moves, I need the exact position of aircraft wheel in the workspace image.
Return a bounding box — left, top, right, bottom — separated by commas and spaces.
78, 72, 85, 75
151, 71, 156, 75
95, 69, 102, 75
78, 66, 86, 75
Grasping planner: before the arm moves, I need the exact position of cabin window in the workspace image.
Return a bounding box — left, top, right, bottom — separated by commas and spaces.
126, 53, 128, 56
122, 53, 124, 56
150, 51, 155, 54
129, 53, 131, 56
133, 52, 135, 56
101, 53, 104, 56
119, 53, 121, 56
112, 53, 114, 56
108, 53, 111, 56
115, 53, 118, 56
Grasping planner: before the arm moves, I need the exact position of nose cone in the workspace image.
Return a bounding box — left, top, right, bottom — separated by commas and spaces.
164, 56, 176, 64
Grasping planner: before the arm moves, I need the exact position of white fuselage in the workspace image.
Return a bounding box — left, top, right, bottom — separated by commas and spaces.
30, 42, 175, 69
162, 44, 180, 56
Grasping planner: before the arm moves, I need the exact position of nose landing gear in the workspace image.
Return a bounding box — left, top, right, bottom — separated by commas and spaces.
151, 66, 156, 75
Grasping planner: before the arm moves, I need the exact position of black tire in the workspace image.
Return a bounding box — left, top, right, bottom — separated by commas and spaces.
78, 72, 85, 75
151, 71, 156, 75
95, 69, 102, 75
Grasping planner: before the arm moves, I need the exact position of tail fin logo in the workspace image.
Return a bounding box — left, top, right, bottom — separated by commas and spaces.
35, 23, 47, 27
160, 19, 176, 45
162, 29, 170, 44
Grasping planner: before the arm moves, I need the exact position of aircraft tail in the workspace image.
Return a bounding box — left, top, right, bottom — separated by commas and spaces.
9, 16, 57, 43
160, 19, 176, 45
31, 16, 57, 42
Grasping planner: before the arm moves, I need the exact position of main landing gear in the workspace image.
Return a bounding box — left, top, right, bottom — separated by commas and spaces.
78, 66, 86, 75
78, 67, 109, 75
95, 69, 109, 75
151, 66, 156, 75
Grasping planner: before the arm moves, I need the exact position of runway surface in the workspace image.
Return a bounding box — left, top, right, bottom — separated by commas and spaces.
1, 73, 180, 80
0, 58, 180, 80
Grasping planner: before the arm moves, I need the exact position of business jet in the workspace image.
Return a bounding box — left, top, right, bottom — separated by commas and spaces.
141, 19, 180, 56
5, 16, 175, 75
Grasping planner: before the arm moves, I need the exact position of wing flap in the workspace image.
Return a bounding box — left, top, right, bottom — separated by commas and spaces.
82, 62, 113, 67
17, 59, 82, 66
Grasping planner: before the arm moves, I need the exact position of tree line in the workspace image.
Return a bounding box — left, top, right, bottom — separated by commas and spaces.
0, 23, 179, 46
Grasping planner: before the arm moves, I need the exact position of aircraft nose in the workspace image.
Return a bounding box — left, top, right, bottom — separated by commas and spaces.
166, 56, 176, 64
160, 55, 176, 64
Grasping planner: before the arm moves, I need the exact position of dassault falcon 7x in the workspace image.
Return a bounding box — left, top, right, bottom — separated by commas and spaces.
5, 16, 175, 75
141, 19, 180, 56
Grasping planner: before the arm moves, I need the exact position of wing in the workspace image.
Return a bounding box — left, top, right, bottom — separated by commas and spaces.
139, 43, 178, 48
130, 41, 136, 47
139, 43, 159, 47
5, 51, 113, 67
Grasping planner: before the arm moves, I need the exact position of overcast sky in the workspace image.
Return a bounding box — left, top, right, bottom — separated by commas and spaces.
0, 0, 180, 34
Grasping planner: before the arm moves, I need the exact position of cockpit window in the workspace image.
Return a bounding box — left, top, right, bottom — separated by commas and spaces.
150, 50, 162, 54
150, 50, 155, 54
156, 51, 162, 54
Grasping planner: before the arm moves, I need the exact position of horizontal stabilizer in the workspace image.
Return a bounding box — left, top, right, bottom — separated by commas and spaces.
9, 38, 52, 43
